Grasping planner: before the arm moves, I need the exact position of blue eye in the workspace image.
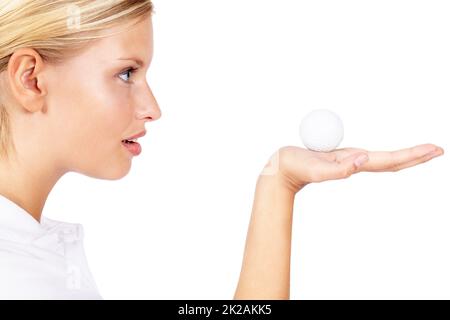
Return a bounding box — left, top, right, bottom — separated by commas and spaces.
118, 67, 138, 83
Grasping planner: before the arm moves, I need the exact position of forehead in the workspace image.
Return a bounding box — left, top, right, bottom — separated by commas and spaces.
74, 15, 153, 66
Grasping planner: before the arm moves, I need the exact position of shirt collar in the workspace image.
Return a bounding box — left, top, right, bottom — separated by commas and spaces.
0, 194, 83, 253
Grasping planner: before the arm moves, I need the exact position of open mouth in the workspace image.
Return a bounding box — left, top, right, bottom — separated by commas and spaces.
121, 139, 142, 156
122, 139, 137, 144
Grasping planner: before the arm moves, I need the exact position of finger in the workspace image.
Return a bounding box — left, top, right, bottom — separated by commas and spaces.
311, 152, 369, 182
361, 144, 442, 172
326, 147, 367, 163
311, 147, 365, 162
375, 146, 444, 172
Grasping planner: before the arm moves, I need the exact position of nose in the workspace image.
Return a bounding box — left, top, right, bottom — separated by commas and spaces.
136, 82, 162, 122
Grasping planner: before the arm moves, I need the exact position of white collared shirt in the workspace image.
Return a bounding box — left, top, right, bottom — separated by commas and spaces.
0, 194, 102, 300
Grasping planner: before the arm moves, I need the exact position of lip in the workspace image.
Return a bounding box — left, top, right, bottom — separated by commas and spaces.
123, 130, 146, 141
122, 140, 142, 156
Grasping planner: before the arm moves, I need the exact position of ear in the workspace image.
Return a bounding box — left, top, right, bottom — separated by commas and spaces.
6, 48, 48, 113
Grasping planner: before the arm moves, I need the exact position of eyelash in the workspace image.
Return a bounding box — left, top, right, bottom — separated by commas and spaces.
118, 67, 138, 83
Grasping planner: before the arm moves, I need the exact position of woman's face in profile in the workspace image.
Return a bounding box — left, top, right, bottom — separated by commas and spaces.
43, 15, 161, 179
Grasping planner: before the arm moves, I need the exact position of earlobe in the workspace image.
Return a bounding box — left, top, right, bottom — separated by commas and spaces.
7, 49, 47, 113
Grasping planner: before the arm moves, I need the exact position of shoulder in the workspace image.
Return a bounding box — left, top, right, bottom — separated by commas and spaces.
0, 240, 67, 299
0, 240, 103, 300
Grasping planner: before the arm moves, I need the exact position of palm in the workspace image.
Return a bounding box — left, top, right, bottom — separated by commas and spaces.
270, 143, 444, 193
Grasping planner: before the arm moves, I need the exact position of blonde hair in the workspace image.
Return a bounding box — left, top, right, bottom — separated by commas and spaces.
0, 0, 154, 160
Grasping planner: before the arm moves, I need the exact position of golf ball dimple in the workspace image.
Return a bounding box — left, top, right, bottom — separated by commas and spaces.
299, 109, 344, 152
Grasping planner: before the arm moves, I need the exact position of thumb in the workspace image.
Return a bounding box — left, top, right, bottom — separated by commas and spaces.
319, 152, 369, 181
340, 153, 369, 177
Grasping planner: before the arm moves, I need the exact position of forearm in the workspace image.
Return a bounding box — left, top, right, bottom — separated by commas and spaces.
234, 172, 297, 300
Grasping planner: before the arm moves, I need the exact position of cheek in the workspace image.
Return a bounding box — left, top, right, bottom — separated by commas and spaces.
50, 75, 134, 159
91, 80, 134, 143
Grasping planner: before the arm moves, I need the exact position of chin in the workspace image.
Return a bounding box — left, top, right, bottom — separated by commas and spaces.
99, 171, 130, 180
101, 166, 132, 180
77, 162, 132, 180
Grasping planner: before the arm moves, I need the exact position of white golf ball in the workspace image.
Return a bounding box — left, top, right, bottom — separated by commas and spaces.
299, 109, 344, 152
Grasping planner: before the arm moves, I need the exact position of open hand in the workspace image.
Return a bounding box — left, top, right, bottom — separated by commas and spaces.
263, 144, 445, 194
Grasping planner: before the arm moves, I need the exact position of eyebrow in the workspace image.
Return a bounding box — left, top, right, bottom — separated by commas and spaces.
117, 57, 145, 67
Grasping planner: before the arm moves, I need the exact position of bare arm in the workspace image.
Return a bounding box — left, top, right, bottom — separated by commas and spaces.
234, 144, 444, 299
234, 172, 296, 299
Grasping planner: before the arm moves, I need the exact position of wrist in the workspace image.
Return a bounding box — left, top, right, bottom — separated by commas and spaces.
259, 151, 308, 195
257, 169, 304, 197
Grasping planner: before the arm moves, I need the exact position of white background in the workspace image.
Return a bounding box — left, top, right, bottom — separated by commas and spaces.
45, 0, 449, 299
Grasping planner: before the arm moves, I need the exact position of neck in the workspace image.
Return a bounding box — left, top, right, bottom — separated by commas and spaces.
0, 154, 65, 223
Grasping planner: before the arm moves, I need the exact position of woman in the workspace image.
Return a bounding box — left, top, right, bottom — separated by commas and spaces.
0, 0, 444, 299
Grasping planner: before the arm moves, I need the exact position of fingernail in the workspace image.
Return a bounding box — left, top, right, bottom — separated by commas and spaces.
354, 154, 369, 167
